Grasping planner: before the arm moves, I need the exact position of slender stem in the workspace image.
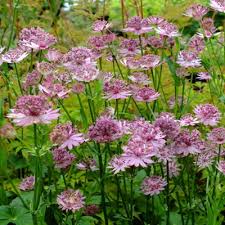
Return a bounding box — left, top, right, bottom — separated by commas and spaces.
14, 63, 23, 95
139, 35, 143, 56
97, 144, 108, 225
130, 168, 135, 224
166, 161, 170, 225
58, 99, 74, 124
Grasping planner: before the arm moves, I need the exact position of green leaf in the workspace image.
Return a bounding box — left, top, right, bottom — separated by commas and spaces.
77, 216, 98, 225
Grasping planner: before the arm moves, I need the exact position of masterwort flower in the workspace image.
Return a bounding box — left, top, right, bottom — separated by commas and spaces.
194, 103, 221, 126
50, 122, 86, 150
141, 176, 167, 196
177, 50, 201, 68
184, 4, 208, 20
57, 189, 85, 212
19, 176, 35, 191
7, 95, 60, 126
208, 127, 225, 144
210, 0, 225, 13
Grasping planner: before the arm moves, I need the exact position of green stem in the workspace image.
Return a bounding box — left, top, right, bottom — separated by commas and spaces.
166, 161, 170, 225
14, 63, 23, 95
58, 99, 74, 124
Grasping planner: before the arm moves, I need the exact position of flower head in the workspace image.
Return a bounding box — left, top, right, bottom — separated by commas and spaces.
2, 47, 29, 63
103, 79, 131, 100
184, 4, 208, 20
133, 87, 160, 102
92, 20, 111, 32
179, 114, 199, 127
19, 27, 57, 50
123, 16, 152, 35
177, 50, 201, 68
208, 127, 225, 144
50, 122, 86, 150
77, 159, 98, 171
141, 176, 167, 196
0, 123, 16, 139
108, 155, 127, 174
155, 21, 180, 37
217, 160, 225, 175
19, 176, 35, 191
194, 103, 221, 126
197, 72, 211, 81
23, 70, 41, 91
84, 204, 100, 215
201, 18, 216, 38
128, 72, 150, 85
45, 48, 63, 62
210, 0, 225, 13
88, 116, 125, 143
188, 35, 205, 53
57, 189, 85, 212
52, 147, 75, 169
119, 39, 140, 56
7, 95, 60, 126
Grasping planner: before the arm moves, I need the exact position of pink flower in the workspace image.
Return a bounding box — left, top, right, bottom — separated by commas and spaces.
77, 159, 98, 171
148, 16, 166, 26
23, 70, 41, 91
19, 27, 57, 50
184, 4, 208, 20
7, 95, 60, 126
180, 114, 199, 127
52, 147, 75, 169
119, 39, 140, 56
19, 176, 35, 191
176, 67, 189, 78
156, 146, 175, 163
154, 113, 180, 140
167, 161, 180, 178
92, 20, 111, 32
201, 18, 216, 38
89, 34, 116, 49
173, 129, 202, 156
197, 72, 211, 81
45, 48, 63, 62
194, 103, 221, 126
121, 56, 141, 69
2, 47, 29, 63
50, 122, 86, 150
140, 54, 161, 69
208, 127, 225, 144
168, 96, 186, 110
103, 79, 131, 100
210, 0, 225, 13
155, 21, 180, 37
84, 204, 100, 215
188, 35, 205, 53
39, 76, 70, 99
147, 36, 164, 49
57, 189, 85, 212
128, 72, 150, 85
70, 64, 99, 82
217, 160, 225, 175
177, 50, 201, 68
108, 155, 127, 174
36, 62, 55, 75
72, 83, 85, 94
88, 116, 125, 143
0, 123, 16, 139
123, 16, 152, 35
133, 87, 160, 102
141, 176, 167, 196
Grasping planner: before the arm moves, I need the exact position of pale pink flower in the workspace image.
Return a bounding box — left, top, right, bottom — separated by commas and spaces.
103, 79, 131, 100
0, 123, 16, 139
133, 87, 160, 102
52, 147, 75, 169
57, 189, 85, 212
167, 161, 180, 178
7, 95, 60, 126
39, 76, 70, 99
177, 50, 201, 68
23, 70, 41, 91
2, 47, 29, 63
188, 35, 205, 53
201, 18, 216, 38
197, 72, 211, 81
155, 21, 180, 37
45, 48, 63, 62
128, 72, 150, 85
148, 16, 166, 26
141, 176, 167, 196
194, 103, 221, 126
19, 176, 35, 191
19, 27, 57, 50
156, 146, 175, 163
210, 0, 225, 13
36, 62, 55, 75
154, 113, 180, 140
108, 155, 127, 174
184, 4, 208, 20
217, 160, 225, 175
119, 39, 140, 56
173, 129, 202, 156
123, 16, 152, 35
76, 159, 98, 171
50, 122, 86, 150
120, 56, 141, 69
140, 54, 161, 69
92, 20, 111, 32
180, 114, 199, 127
147, 36, 164, 49
208, 127, 225, 144
88, 116, 125, 143
176, 67, 189, 78
89, 33, 116, 49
